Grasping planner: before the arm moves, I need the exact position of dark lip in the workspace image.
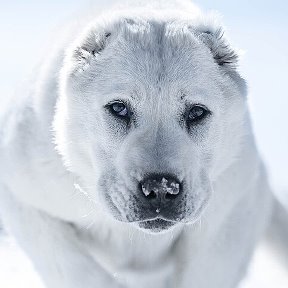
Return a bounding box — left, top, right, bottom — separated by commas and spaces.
127, 211, 182, 223
136, 215, 176, 223
127, 195, 209, 225
137, 218, 176, 232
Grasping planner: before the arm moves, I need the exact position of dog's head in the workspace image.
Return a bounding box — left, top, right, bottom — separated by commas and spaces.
54, 11, 247, 233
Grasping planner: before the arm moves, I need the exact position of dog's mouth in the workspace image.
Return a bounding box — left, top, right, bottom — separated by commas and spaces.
137, 218, 176, 233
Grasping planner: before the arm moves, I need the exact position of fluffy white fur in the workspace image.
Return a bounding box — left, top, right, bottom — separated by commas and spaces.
0, 1, 285, 287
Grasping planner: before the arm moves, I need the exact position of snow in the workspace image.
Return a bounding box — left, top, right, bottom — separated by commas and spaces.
141, 177, 180, 197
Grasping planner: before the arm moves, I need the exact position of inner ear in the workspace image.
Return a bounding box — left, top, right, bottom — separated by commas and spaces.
88, 32, 111, 56
194, 27, 238, 69
72, 31, 111, 68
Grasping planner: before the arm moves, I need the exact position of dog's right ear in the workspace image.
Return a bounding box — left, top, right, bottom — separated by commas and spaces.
192, 26, 239, 70
71, 31, 111, 71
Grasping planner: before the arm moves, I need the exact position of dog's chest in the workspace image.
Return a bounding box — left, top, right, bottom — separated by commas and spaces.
77, 224, 182, 288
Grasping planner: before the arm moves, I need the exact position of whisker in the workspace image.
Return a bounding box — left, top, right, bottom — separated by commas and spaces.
129, 227, 135, 245
86, 220, 95, 230
198, 218, 202, 231
74, 183, 89, 196
81, 210, 95, 218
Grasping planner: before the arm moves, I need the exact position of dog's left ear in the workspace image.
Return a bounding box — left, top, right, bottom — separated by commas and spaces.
70, 31, 112, 72
195, 27, 238, 69
192, 25, 247, 95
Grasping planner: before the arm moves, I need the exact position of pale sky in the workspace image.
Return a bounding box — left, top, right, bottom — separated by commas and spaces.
0, 0, 287, 193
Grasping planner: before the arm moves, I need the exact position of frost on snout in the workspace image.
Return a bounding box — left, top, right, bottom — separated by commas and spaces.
141, 176, 180, 198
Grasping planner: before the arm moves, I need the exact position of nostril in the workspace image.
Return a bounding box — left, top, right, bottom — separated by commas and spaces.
140, 182, 158, 198
146, 190, 157, 199
164, 180, 180, 196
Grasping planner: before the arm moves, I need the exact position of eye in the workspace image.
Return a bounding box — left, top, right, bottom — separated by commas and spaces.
108, 101, 129, 118
186, 105, 210, 123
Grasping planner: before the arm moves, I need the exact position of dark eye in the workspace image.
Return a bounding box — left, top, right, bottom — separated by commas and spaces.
108, 101, 129, 118
187, 105, 209, 123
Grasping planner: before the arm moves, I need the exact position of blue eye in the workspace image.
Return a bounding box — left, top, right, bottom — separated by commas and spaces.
109, 101, 129, 117
187, 105, 209, 123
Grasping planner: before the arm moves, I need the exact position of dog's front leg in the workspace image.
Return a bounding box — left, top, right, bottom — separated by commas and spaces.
0, 188, 123, 288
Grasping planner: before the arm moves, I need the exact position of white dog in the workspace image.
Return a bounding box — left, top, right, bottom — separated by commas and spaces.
0, 1, 286, 287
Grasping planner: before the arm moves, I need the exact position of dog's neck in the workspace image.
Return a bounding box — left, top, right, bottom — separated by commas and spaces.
79, 215, 182, 262
73, 216, 186, 286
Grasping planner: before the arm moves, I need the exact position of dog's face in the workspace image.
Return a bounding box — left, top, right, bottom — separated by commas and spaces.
55, 16, 247, 233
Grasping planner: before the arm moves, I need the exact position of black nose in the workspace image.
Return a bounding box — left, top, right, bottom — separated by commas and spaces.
140, 174, 181, 201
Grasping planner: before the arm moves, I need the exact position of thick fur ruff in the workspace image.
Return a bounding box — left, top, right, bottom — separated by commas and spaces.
0, 1, 277, 288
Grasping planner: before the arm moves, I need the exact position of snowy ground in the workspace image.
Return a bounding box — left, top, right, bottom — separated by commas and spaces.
1, 229, 288, 288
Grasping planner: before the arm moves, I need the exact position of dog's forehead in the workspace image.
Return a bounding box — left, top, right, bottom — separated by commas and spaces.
118, 20, 216, 79
95, 19, 220, 102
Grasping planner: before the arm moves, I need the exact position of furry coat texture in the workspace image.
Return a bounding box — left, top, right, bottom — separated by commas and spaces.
0, 1, 285, 287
